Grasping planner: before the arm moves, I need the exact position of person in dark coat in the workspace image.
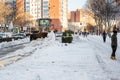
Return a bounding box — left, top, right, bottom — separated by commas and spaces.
111, 30, 117, 60
102, 30, 107, 42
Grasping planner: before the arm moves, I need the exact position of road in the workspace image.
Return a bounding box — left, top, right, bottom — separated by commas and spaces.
0, 45, 25, 58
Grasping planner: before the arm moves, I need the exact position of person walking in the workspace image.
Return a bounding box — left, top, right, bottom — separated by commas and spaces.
111, 30, 117, 60
102, 30, 107, 42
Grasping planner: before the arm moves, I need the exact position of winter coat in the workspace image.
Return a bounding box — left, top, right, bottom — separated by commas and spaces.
111, 34, 117, 47
102, 31, 106, 38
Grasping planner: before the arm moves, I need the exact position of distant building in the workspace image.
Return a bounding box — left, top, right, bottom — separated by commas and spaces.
61, 0, 68, 31
15, 0, 51, 28
25, 0, 42, 20
69, 9, 96, 32
70, 10, 80, 22
70, 11, 75, 22
15, 0, 68, 31
16, 0, 50, 20
49, 0, 68, 31
42, 0, 49, 18
76, 10, 80, 22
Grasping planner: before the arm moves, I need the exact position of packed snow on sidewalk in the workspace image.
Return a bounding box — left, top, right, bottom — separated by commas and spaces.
0, 31, 120, 80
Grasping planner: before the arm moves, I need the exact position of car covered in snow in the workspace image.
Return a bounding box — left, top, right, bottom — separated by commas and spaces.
55, 32, 63, 37
12, 33, 26, 38
0, 32, 13, 38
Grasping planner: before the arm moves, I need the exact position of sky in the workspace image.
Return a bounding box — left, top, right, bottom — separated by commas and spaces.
68, 0, 87, 11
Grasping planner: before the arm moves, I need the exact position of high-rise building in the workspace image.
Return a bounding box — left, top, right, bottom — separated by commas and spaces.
61, 0, 68, 30
49, 0, 60, 19
24, 0, 41, 20
16, 0, 50, 20
42, 0, 49, 18
15, 0, 68, 31
49, 0, 68, 31
16, 0, 44, 20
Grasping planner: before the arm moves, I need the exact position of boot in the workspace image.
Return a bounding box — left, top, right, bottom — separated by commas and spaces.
111, 56, 116, 60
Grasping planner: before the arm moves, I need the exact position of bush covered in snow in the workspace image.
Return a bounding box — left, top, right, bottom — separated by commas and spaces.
62, 30, 73, 43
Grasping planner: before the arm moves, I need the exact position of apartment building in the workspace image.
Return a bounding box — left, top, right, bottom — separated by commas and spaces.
49, 0, 60, 19
69, 9, 96, 32
16, 0, 50, 20
42, 0, 49, 18
49, 0, 68, 31
24, 0, 41, 20
15, 0, 68, 31
70, 10, 80, 22
25, 0, 49, 19
16, 0, 51, 29
70, 11, 76, 22
61, 0, 68, 31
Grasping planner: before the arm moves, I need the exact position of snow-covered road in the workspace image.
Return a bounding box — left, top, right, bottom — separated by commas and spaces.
0, 33, 120, 80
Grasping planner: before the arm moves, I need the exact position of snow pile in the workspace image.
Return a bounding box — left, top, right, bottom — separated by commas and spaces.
0, 37, 30, 49
0, 32, 57, 67
0, 32, 120, 80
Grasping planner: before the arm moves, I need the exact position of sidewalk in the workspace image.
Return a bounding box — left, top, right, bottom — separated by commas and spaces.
32, 42, 107, 80
0, 39, 108, 80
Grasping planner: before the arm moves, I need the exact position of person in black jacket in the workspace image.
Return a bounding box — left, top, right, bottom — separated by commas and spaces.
102, 30, 107, 42
111, 30, 117, 60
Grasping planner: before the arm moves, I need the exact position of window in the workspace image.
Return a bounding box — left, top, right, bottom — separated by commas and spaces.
26, 6, 30, 8
43, 1, 48, 4
26, 9, 30, 12
43, 10, 49, 13
26, 1, 30, 4
43, 6, 48, 9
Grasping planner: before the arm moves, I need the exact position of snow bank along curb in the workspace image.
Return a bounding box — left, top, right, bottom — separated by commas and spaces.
0, 49, 36, 67
0, 37, 30, 49
0, 34, 56, 68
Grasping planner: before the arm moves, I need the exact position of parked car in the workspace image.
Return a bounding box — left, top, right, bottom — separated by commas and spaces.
0, 32, 13, 39
55, 32, 63, 37
0, 33, 6, 38
13, 33, 26, 38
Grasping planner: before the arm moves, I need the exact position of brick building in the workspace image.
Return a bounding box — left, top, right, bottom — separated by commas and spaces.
70, 10, 80, 22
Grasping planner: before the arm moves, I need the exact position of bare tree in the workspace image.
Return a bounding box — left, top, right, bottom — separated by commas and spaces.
85, 0, 120, 33
0, 2, 13, 31
0, 2, 13, 23
13, 12, 34, 31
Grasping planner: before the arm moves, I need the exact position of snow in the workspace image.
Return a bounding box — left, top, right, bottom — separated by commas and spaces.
0, 37, 30, 49
0, 32, 120, 80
